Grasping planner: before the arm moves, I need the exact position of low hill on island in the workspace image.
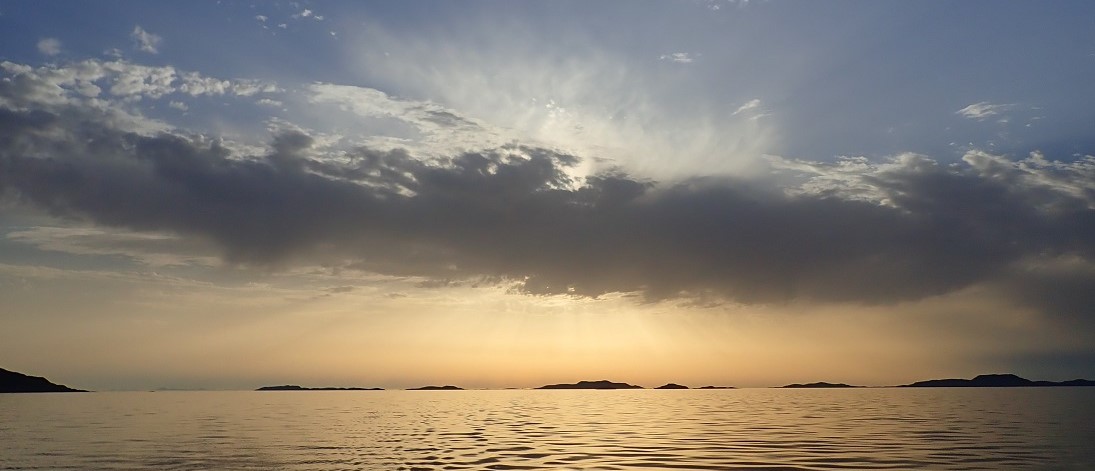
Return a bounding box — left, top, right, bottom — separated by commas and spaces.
407, 385, 464, 390
698, 386, 737, 389
537, 380, 643, 389
899, 374, 1095, 387
1, 367, 87, 393
781, 382, 859, 388
655, 383, 689, 389
257, 385, 383, 391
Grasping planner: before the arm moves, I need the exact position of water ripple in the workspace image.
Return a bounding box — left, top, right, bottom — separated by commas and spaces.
1, 388, 1093, 470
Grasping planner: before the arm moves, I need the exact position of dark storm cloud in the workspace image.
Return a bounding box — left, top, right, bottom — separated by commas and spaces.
992, 260, 1095, 330
2, 102, 1094, 306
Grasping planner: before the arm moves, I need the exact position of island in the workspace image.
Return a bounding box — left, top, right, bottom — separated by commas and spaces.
781, 381, 859, 388
407, 385, 464, 390
899, 373, 1095, 388
1, 367, 87, 393
698, 386, 737, 389
654, 383, 689, 389
537, 380, 643, 389
257, 385, 383, 391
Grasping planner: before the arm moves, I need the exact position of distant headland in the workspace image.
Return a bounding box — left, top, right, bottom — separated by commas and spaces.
257, 385, 383, 391
407, 385, 464, 390
899, 373, 1095, 388
537, 380, 642, 389
655, 383, 689, 389
1, 367, 87, 393
776, 374, 1095, 389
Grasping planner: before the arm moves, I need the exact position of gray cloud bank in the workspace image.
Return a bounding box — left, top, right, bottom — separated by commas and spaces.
2, 67, 1094, 314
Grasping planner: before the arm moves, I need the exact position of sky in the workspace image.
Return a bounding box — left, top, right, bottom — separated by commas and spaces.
2, 0, 1095, 391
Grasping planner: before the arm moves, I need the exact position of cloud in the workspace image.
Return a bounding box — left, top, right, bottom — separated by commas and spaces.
707, 0, 754, 9
992, 256, 1095, 330
0, 59, 277, 107
306, 82, 503, 155
326, 286, 354, 294
3, 78, 1095, 311
659, 52, 694, 63
308, 83, 478, 129
37, 38, 61, 56
732, 98, 761, 116
344, 22, 775, 179
2, 60, 1093, 315
292, 9, 324, 21
6, 226, 217, 268
957, 101, 1012, 120
131, 26, 162, 54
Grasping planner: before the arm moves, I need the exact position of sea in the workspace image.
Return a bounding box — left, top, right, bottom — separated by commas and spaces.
2, 388, 1093, 470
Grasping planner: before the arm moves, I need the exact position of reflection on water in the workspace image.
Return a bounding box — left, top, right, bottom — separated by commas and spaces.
2, 388, 1093, 470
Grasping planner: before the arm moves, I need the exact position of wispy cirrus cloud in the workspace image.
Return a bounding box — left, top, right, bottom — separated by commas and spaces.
732, 98, 762, 116
957, 101, 1013, 120
659, 52, 695, 63
6, 227, 218, 268
343, 19, 775, 179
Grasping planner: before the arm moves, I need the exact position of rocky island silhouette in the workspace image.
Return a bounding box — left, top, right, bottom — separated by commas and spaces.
781, 382, 859, 388
537, 380, 643, 389
1, 367, 86, 393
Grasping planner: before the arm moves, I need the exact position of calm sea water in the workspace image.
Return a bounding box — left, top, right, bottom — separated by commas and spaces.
2, 388, 1093, 470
